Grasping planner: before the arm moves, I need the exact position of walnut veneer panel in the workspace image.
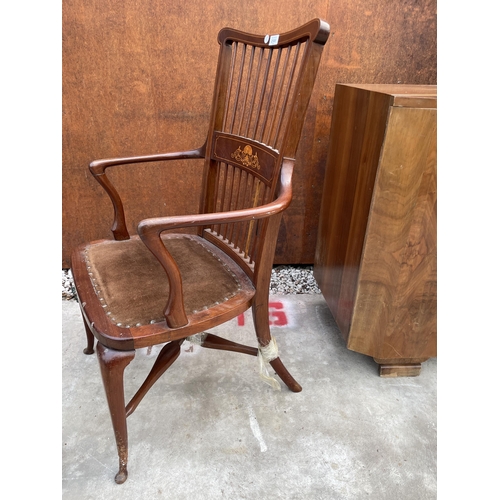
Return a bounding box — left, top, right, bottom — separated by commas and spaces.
314, 84, 437, 376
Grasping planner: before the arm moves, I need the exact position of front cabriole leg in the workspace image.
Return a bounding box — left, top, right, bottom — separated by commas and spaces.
96, 342, 135, 484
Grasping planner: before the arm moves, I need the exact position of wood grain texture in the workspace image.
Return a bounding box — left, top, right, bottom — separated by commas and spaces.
349, 105, 437, 360
314, 84, 436, 370
314, 85, 394, 338
63, 0, 436, 267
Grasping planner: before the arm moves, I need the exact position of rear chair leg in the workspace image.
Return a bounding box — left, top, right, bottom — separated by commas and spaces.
125, 339, 184, 417
82, 317, 95, 355
252, 302, 302, 393
96, 342, 135, 484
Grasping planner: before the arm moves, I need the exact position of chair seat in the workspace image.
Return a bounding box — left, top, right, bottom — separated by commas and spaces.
71, 233, 256, 349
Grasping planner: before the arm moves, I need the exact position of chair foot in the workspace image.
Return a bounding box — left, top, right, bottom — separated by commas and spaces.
115, 467, 128, 484
270, 357, 302, 392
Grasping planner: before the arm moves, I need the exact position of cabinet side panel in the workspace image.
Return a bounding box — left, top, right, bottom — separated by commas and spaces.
349, 107, 437, 359
314, 86, 391, 338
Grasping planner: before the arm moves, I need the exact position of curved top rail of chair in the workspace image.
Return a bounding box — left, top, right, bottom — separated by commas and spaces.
218, 18, 330, 48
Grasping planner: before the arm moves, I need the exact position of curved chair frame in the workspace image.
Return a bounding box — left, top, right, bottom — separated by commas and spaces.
71, 19, 330, 484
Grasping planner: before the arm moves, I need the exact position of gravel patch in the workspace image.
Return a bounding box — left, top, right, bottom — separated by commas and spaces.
62, 265, 320, 301
269, 265, 320, 295
62, 269, 77, 300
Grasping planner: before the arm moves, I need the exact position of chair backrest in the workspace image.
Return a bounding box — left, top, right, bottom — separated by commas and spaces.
199, 19, 330, 279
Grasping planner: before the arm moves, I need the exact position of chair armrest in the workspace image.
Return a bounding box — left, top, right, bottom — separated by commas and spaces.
89, 145, 206, 240
137, 159, 294, 328
89, 146, 206, 174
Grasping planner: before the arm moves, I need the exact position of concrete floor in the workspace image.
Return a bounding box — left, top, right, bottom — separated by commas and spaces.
62, 294, 437, 499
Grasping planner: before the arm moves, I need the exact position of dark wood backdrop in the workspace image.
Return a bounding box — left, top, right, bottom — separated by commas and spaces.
62, 0, 436, 268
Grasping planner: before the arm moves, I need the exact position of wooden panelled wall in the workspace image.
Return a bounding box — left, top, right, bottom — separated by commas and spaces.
62, 0, 436, 268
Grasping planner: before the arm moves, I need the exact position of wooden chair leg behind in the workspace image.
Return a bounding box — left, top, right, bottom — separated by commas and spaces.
81, 313, 95, 355
252, 301, 302, 393
126, 339, 184, 417
269, 357, 302, 393
96, 342, 135, 484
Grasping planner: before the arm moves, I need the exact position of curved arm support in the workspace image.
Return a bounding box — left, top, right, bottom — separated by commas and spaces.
136, 227, 189, 329
137, 159, 294, 328
89, 145, 207, 241
92, 172, 130, 240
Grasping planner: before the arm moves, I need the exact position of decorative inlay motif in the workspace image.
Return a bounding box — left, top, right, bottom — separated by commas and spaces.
231, 145, 261, 170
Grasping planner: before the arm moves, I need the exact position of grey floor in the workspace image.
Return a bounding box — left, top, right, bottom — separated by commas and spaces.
62, 294, 437, 499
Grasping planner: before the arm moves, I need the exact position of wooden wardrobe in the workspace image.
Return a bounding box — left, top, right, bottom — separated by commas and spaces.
314, 84, 437, 377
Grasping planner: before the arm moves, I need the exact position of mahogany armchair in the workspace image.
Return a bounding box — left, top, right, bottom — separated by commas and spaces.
71, 19, 330, 484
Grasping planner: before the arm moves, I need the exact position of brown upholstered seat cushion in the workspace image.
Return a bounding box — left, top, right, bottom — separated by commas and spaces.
83, 235, 248, 327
